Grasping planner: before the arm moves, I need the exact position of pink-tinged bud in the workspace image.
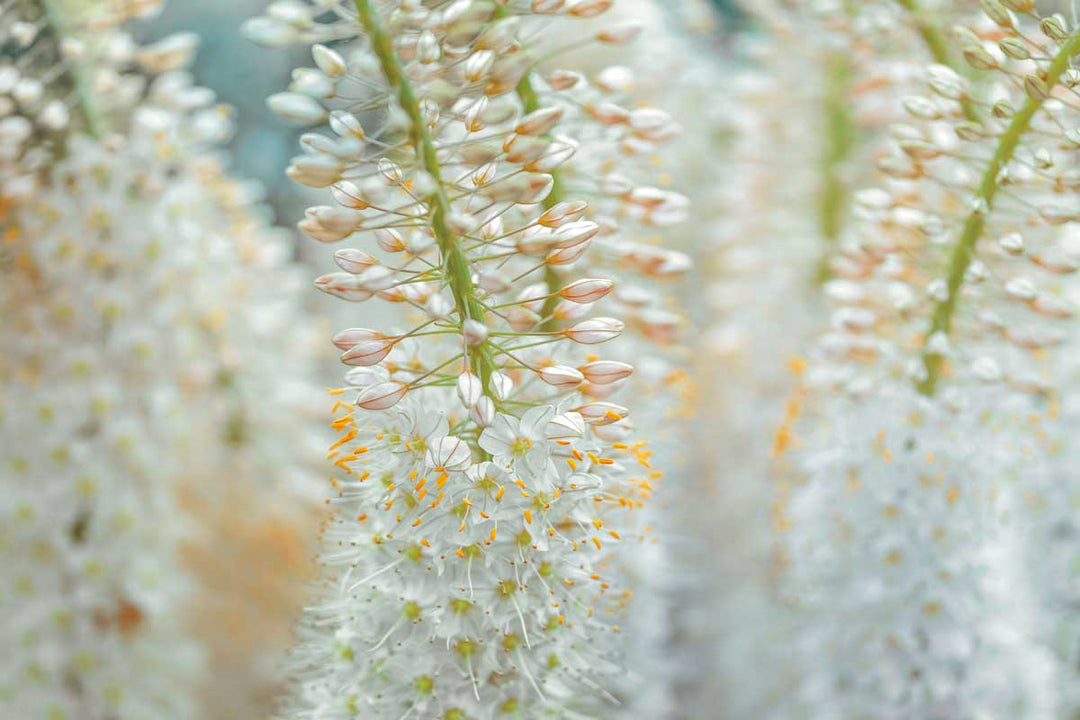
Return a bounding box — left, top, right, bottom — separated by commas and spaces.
538, 365, 585, 390
457, 373, 483, 408
629, 108, 677, 142
579, 360, 633, 385
314, 273, 374, 302
333, 248, 379, 274
587, 102, 630, 125
596, 21, 642, 44
547, 411, 585, 439
554, 300, 593, 321
375, 228, 406, 253
575, 401, 628, 425
564, 317, 623, 344
546, 69, 582, 91
546, 241, 590, 266
515, 107, 562, 136
356, 382, 407, 410
552, 220, 599, 248
341, 338, 395, 367
426, 436, 471, 471
559, 278, 613, 304
332, 328, 382, 350
470, 395, 496, 427
570, 0, 613, 18
532, 0, 565, 12
503, 134, 550, 164
599, 172, 633, 196
462, 319, 489, 346
507, 307, 542, 332
539, 200, 588, 227
516, 228, 561, 256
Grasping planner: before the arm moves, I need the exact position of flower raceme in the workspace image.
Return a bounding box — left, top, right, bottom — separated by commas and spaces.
251, 0, 686, 716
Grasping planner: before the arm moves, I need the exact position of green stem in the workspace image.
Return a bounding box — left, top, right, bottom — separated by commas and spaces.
40, 0, 105, 139
817, 51, 856, 281
895, 0, 980, 122
354, 0, 497, 391
917, 31, 1080, 396
514, 75, 566, 332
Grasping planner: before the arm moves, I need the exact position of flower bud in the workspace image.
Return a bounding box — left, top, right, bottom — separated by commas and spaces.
596, 21, 642, 45
457, 373, 482, 408
539, 200, 588, 227
356, 382, 407, 410
341, 338, 396, 367
313, 44, 347, 77
267, 92, 327, 125
470, 395, 495, 427
314, 273, 374, 302
538, 365, 584, 390
515, 107, 563, 136
332, 328, 383, 350
333, 248, 379, 274
564, 318, 623, 344
559, 278, 613, 304
578, 360, 633, 385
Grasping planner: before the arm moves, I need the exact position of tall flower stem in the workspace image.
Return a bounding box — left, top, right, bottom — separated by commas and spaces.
514, 67, 565, 331
354, 0, 497, 391
39, 0, 106, 138
817, 50, 855, 280
917, 31, 1080, 396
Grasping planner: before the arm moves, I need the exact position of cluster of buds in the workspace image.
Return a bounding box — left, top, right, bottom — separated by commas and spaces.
0, 2, 326, 718
251, 0, 689, 716
809, 2, 1080, 398
773, 1, 1080, 716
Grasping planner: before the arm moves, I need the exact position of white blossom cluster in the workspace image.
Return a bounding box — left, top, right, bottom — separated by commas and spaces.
249, 0, 690, 717
771, 1, 1080, 717
0, 1, 325, 718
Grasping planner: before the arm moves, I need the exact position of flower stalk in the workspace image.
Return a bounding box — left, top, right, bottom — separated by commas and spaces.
918, 29, 1080, 396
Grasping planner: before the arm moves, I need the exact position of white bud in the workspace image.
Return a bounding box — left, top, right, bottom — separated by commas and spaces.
490, 371, 514, 400
559, 278, 613, 303
564, 317, 623, 344
538, 366, 585, 390
578, 360, 633, 385
470, 396, 496, 427
314, 273, 375, 302
356, 382, 407, 410
547, 411, 585, 439
313, 44, 347, 77
457, 373, 483, 408
341, 339, 395, 367
332, 328, 382, 350
268, 92, 327, 124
